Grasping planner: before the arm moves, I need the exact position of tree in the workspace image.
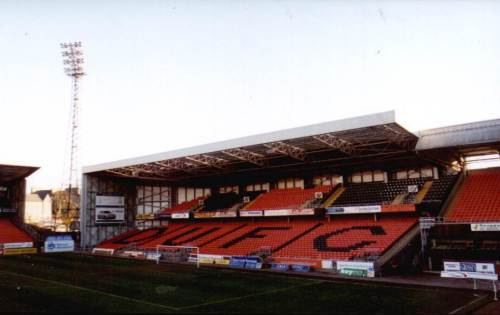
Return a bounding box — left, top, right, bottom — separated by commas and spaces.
52, 188, 80, 232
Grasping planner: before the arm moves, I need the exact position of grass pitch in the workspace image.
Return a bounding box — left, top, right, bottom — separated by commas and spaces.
0, 253, 483, 313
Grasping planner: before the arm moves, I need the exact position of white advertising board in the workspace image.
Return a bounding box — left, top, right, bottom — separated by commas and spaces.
321, 260, 334, 269
407, 185, 419, 193
171, 212, 190, 219
96, 207, 125, 223
146, 252, 161, 261
263, 208, 315, 217
96, 195, 125, 207
442, 261, 497, 280
336, 260, 375, 277
240, 210, 263, 217
44, 236, 74, 253
3, 242, 33, 249
471, 223, 500, 232
197, 254, 231, 265
263, 209, 290, 216
327, 205, 381, 215
92, 248, 115, 255
441, 271, 498, 281
444, 261, 496, 274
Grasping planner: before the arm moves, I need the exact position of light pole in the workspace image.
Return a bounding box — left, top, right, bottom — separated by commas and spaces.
61, 42, 85, 227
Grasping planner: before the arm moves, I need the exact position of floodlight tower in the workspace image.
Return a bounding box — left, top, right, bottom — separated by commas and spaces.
61, 42, 85, 217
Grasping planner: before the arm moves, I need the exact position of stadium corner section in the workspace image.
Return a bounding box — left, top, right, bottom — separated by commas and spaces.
0, 164, 39, 256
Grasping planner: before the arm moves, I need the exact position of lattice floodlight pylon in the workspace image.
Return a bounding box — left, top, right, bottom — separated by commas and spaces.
155, 245, 200, 268
61, 41, 85, 215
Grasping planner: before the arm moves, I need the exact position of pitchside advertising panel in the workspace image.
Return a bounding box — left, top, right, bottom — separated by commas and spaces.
44, 235, 75, 253
0, 241, 36, 256
441, 261, 498, 281
95, 195, 125, 224
336, 261, 375, 278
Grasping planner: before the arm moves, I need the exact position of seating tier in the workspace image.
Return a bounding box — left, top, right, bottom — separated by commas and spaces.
97, 216, 417, 261
447, 169, 500, 222
0, 218, 33, 244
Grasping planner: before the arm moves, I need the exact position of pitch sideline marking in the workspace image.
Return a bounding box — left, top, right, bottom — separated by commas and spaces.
448, 293, 489, 314
0, 270, 180, 311
178, 279, 325, 310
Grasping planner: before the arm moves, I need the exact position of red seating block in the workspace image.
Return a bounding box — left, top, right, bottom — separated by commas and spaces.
159, 197, 204, 215
447, 169, 500, 222
97, 215, 417, 261
0, 218, 33, 244
246, 186, 333, 211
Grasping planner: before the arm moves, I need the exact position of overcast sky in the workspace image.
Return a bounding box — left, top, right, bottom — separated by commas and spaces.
1, 0, 499, 190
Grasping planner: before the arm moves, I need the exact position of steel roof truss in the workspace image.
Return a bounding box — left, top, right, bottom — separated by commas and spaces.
312, 134, 356, 155
185, 154, 229, 169
263, 141, 307, 161
221, 148, 266, 166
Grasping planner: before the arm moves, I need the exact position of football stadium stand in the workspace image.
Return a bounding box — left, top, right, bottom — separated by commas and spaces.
0, 164, 39, 255
82, 112, 500, 275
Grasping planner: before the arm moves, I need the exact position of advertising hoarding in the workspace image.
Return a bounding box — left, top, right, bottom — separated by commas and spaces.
441, 261, 498, 281
2, 248, 37, 255
96, 195, 125, 207
171, 212, 190, 219
471, 223, 500, 232
263, 208, 315, 217
44, 235, 74, 253
326, 205, 381, 215
3, 242, 33, 249
96, 207, 125, 223
95, 194, 126, 224
240, 210, 263, 217
194, 210, 237, 219
336, 261, 375, 277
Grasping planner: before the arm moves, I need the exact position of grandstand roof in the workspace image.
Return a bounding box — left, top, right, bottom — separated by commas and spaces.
83, 111, 419, 182
0, 164, 39, 184
416, 118, 500, 164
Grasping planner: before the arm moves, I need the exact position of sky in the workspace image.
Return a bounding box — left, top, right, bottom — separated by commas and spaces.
1, 0, 499, 191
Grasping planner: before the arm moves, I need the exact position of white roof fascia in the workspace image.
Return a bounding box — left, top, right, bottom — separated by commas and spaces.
83, 110, 395, 174
416, 118, 500, 151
